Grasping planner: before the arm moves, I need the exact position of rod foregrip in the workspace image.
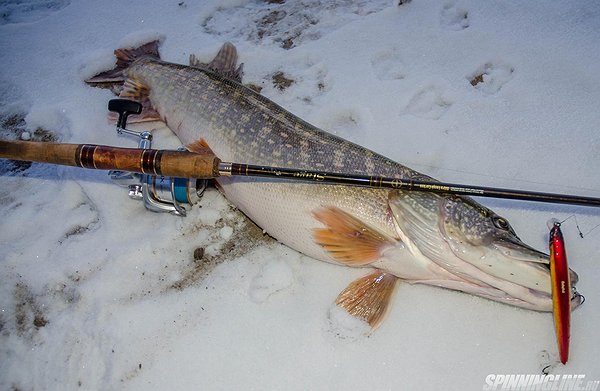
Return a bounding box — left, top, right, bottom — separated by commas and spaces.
0, 140, 220, 179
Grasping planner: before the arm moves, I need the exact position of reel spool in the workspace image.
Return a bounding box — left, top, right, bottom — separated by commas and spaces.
107, 99, 205, 216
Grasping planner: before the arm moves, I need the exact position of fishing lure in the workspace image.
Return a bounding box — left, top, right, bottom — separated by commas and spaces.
549, 222, 570, 364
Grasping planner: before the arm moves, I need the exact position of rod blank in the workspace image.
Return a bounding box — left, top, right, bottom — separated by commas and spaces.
218, 163, 600, 208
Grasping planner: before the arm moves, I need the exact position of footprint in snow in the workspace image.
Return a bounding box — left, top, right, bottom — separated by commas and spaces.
440, 2, 470, 31
371, 48, 406, 81
0, 0, 70, 25
202, 1, 390, 49
469, 62, 515, 95
319, 107, 365, 146
294, 58, 330, 99
248, 258, 294, 303
58, 183, 100, 244
404, 86, 453, 120
263, 56, 330, 104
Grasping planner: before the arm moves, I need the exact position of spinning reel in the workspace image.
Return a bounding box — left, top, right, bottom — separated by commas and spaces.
107, 99, 205, 216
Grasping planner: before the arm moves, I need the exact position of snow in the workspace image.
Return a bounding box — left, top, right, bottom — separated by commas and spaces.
117, 31, 166, 50
248, 255, 294, 303
326, 305, 371, 341
1, 0, 599, 390
219, 225, 234, 240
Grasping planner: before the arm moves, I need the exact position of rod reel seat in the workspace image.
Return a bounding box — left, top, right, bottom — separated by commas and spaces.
107, 99, 205, 216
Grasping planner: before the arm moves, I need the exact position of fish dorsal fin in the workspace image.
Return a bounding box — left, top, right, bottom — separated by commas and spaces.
335, 271, 399, 329
313, 207, 396, 266
189, 42, 244, 83
208, 42, 238, 73
186, 138, 215, 155
188, 53, 203, 68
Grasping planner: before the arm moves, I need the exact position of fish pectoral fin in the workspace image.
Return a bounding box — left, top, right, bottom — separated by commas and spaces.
336, 270, 399, 329
190, 42, 244, 83
313, 206, 396, 266
186, 138, 215, 155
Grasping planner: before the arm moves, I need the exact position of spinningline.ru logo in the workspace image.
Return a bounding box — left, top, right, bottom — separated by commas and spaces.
483, 374, 600, 391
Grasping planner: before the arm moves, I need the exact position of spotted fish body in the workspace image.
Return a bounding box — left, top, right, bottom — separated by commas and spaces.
89, 42, 582, 327
127, 56, 418, 261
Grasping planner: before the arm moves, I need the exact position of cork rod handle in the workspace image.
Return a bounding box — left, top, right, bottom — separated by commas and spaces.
0, 140, 220, 179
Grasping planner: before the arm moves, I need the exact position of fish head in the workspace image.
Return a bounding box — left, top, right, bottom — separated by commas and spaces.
389, 191, 583, 311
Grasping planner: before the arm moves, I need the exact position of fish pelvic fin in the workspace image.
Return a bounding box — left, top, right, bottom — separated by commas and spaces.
186, 138, 215, 155
86, 40, 161, 85
189, 42, 244, 83
120, 76, 150, 100
312, 206, 396, 266
111, 76, 160, 123
336, 270, 398, 329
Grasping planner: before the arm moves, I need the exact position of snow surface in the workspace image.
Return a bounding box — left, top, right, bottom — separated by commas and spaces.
1, 0, 600, 390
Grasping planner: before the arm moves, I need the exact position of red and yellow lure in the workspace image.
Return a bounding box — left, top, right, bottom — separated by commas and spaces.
549, 222, 570, 364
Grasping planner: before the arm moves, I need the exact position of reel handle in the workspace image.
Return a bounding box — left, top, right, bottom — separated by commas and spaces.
108, 99, 142, 129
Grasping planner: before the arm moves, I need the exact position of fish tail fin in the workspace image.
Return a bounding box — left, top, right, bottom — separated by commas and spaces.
86, 40, 161, 86
86, 40, 162, 123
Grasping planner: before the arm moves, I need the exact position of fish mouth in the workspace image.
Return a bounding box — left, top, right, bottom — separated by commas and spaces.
489, 236, 584, 310
389, 192, 584, 311
494, 236, 548, 263
493, 236, 580, 286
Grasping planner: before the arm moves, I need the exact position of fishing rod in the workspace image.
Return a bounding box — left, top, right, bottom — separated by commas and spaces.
1, 99, 599, 214
2, 139, 599, 207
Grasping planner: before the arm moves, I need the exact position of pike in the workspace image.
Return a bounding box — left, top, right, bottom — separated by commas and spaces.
83, 41, 584, 328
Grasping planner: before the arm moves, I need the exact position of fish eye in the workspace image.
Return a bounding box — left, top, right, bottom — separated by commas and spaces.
492, 216, 510, 230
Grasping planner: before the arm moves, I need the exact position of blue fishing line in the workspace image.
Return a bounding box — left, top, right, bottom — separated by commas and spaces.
173, 177, 189, 204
